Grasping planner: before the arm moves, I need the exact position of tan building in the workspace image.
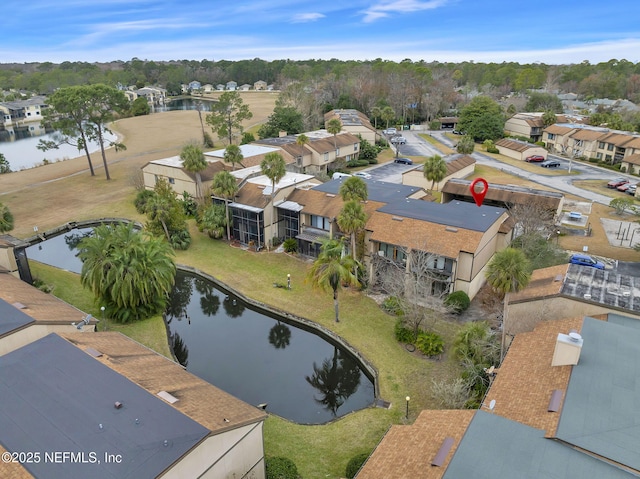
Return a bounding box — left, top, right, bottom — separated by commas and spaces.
255, 131, 361, 175
543, 123, 640, 164
504, 112, 545, 142
402, 154, 476, 192
494, 138, 547, 161
280, 179, 511, 300
324, 109, 377, 143
142, 155, 229, 198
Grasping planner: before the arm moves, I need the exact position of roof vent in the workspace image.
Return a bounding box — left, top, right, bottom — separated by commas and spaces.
431, 437, 455, 467
445, 227, 458, 233
157, 391, 179, 404
551, 332, 583, 366
12, 302, 26, 309
326, 193, 335, 198
554, 274, 563, 282
85, 347, 103, 358
392, 216, 404, 221
583, 293, 591, 300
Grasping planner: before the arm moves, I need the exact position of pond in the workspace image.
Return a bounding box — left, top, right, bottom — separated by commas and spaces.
24, 226, 376, 424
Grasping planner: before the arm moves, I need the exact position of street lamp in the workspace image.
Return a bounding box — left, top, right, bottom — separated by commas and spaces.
101, 306, 106, 331
287, 274, 291, 290
405, 396, 410, 419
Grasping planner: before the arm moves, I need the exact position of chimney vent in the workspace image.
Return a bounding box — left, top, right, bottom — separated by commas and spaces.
551, 332, 583, 366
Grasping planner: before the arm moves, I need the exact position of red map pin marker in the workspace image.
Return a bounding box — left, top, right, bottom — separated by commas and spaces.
470, 178, 488, 207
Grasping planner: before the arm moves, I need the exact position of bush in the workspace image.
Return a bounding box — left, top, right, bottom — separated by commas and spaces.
271, 236, 283, 247
486, 146, 499, 154
283, 238, 298, 253
169, 229, 192, 250
415, 331, 445, 357
588, 157, 600, 163
265, 456, 300, 479
134, 189, 155, 214
382, 296, 404, 316
445, 291, 471, 314
394, 319, 417, 344
346, 159, 369, 168
345, 452, 370, 479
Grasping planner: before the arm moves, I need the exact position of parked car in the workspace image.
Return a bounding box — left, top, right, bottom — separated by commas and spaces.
569, 254, 605, 270
332, 172, 352, 180
452, 130, 465, 135
617, 183, 632, 192
626, 184, 637, 195
540, 159, 561, 168
391, 136, 407, 144
525, 155, 545, 162
354, 171, 372, 179
383, 128, 397, 135
607, 178, 629, 188
394, 158, 413, 165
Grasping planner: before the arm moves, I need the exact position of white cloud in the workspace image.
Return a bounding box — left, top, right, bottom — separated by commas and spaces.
291, 12, 326, 23
361, 0, 449, 23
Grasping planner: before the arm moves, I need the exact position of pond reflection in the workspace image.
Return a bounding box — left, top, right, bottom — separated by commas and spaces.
24, 228, 375, 424
165, 270, 375, 424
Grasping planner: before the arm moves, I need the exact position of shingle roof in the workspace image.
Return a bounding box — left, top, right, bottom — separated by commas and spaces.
509, 263, 569, 303
495, 138, 539, 153
0, 272, 86, 326
544, 124, 576, 135
357, 410, 475, 479
62, 332, 267, 434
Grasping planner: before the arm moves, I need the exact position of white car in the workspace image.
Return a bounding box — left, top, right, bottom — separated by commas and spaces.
354, 171, 372, 179
391, 136, 407, 144
383, 128, 397, 135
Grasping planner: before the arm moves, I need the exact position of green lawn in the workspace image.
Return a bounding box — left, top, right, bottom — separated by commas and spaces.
27, 219, 464, 478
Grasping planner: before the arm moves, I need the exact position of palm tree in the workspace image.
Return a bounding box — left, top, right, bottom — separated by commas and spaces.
339, 176, 368, 202
199, 203, 227, 239
180, 144, 208, 200
326, 118, 342, 152
337, 200, 366, 262
223, 144, 244, 171
261, 152, 286, 243
381, 106, 395, 128
295, 133, 309, 166
371, 106, 381, 129
77, 222, 176, 323
423, 155, 447, 191
307, 237, 359, 322
485, 248, 532, 362
0, 202, 14, 233
211, 171, 239, 241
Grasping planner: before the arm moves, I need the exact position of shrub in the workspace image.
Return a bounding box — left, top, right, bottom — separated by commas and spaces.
345, 452, 371, 479
271, 236, 283, 247
134, 189, 155, 214
382, 296, 404, 316
415, 331, 445, 357
169, 229, 192, 250
346, 159, 369, 168
486, 146, 499, 154
445, 291, 471, 313
283, 238, 298, 253
588, 157, 599, 163
265, 456, 299, 479
394, 319, 417, 344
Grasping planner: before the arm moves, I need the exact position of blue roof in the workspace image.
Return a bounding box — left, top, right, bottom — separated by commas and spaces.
314, 179, 506, 232
556, 316, 640, 471
444, 411, 634, 478
0, 334, 209, 479
0, 297, 35, 336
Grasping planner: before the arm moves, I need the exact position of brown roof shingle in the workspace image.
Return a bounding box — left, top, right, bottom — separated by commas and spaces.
61, 332, 267, 434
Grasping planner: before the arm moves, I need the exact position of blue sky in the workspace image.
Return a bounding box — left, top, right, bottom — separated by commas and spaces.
2, 0, 640, 64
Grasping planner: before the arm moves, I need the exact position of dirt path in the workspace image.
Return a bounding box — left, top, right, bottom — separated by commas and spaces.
0, 94, 277, 238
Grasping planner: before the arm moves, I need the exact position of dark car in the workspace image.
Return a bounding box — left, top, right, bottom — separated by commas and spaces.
607, 177, 629, 188
540, 159, 560, 168
525, 155, 545, 162
394, 158, 413, 165
569, 254, 605, 270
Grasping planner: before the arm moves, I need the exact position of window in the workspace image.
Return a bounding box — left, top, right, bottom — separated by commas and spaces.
168, 177, 175, 184
596, 152, 602, 160
296, 156, 302, 166
324, 152, 329, 162
353, 143, 358, 151
598, 141, 605, 149
336, 148, 340, 156
605, 154, 612, 161
547, 133, 555, 140
575, 140, 583, 147
231, 207, 264, 247
378, 243, 407, 264
310, 215, 330, 230
607, 144, 614, 151
278, 209, 299, 239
